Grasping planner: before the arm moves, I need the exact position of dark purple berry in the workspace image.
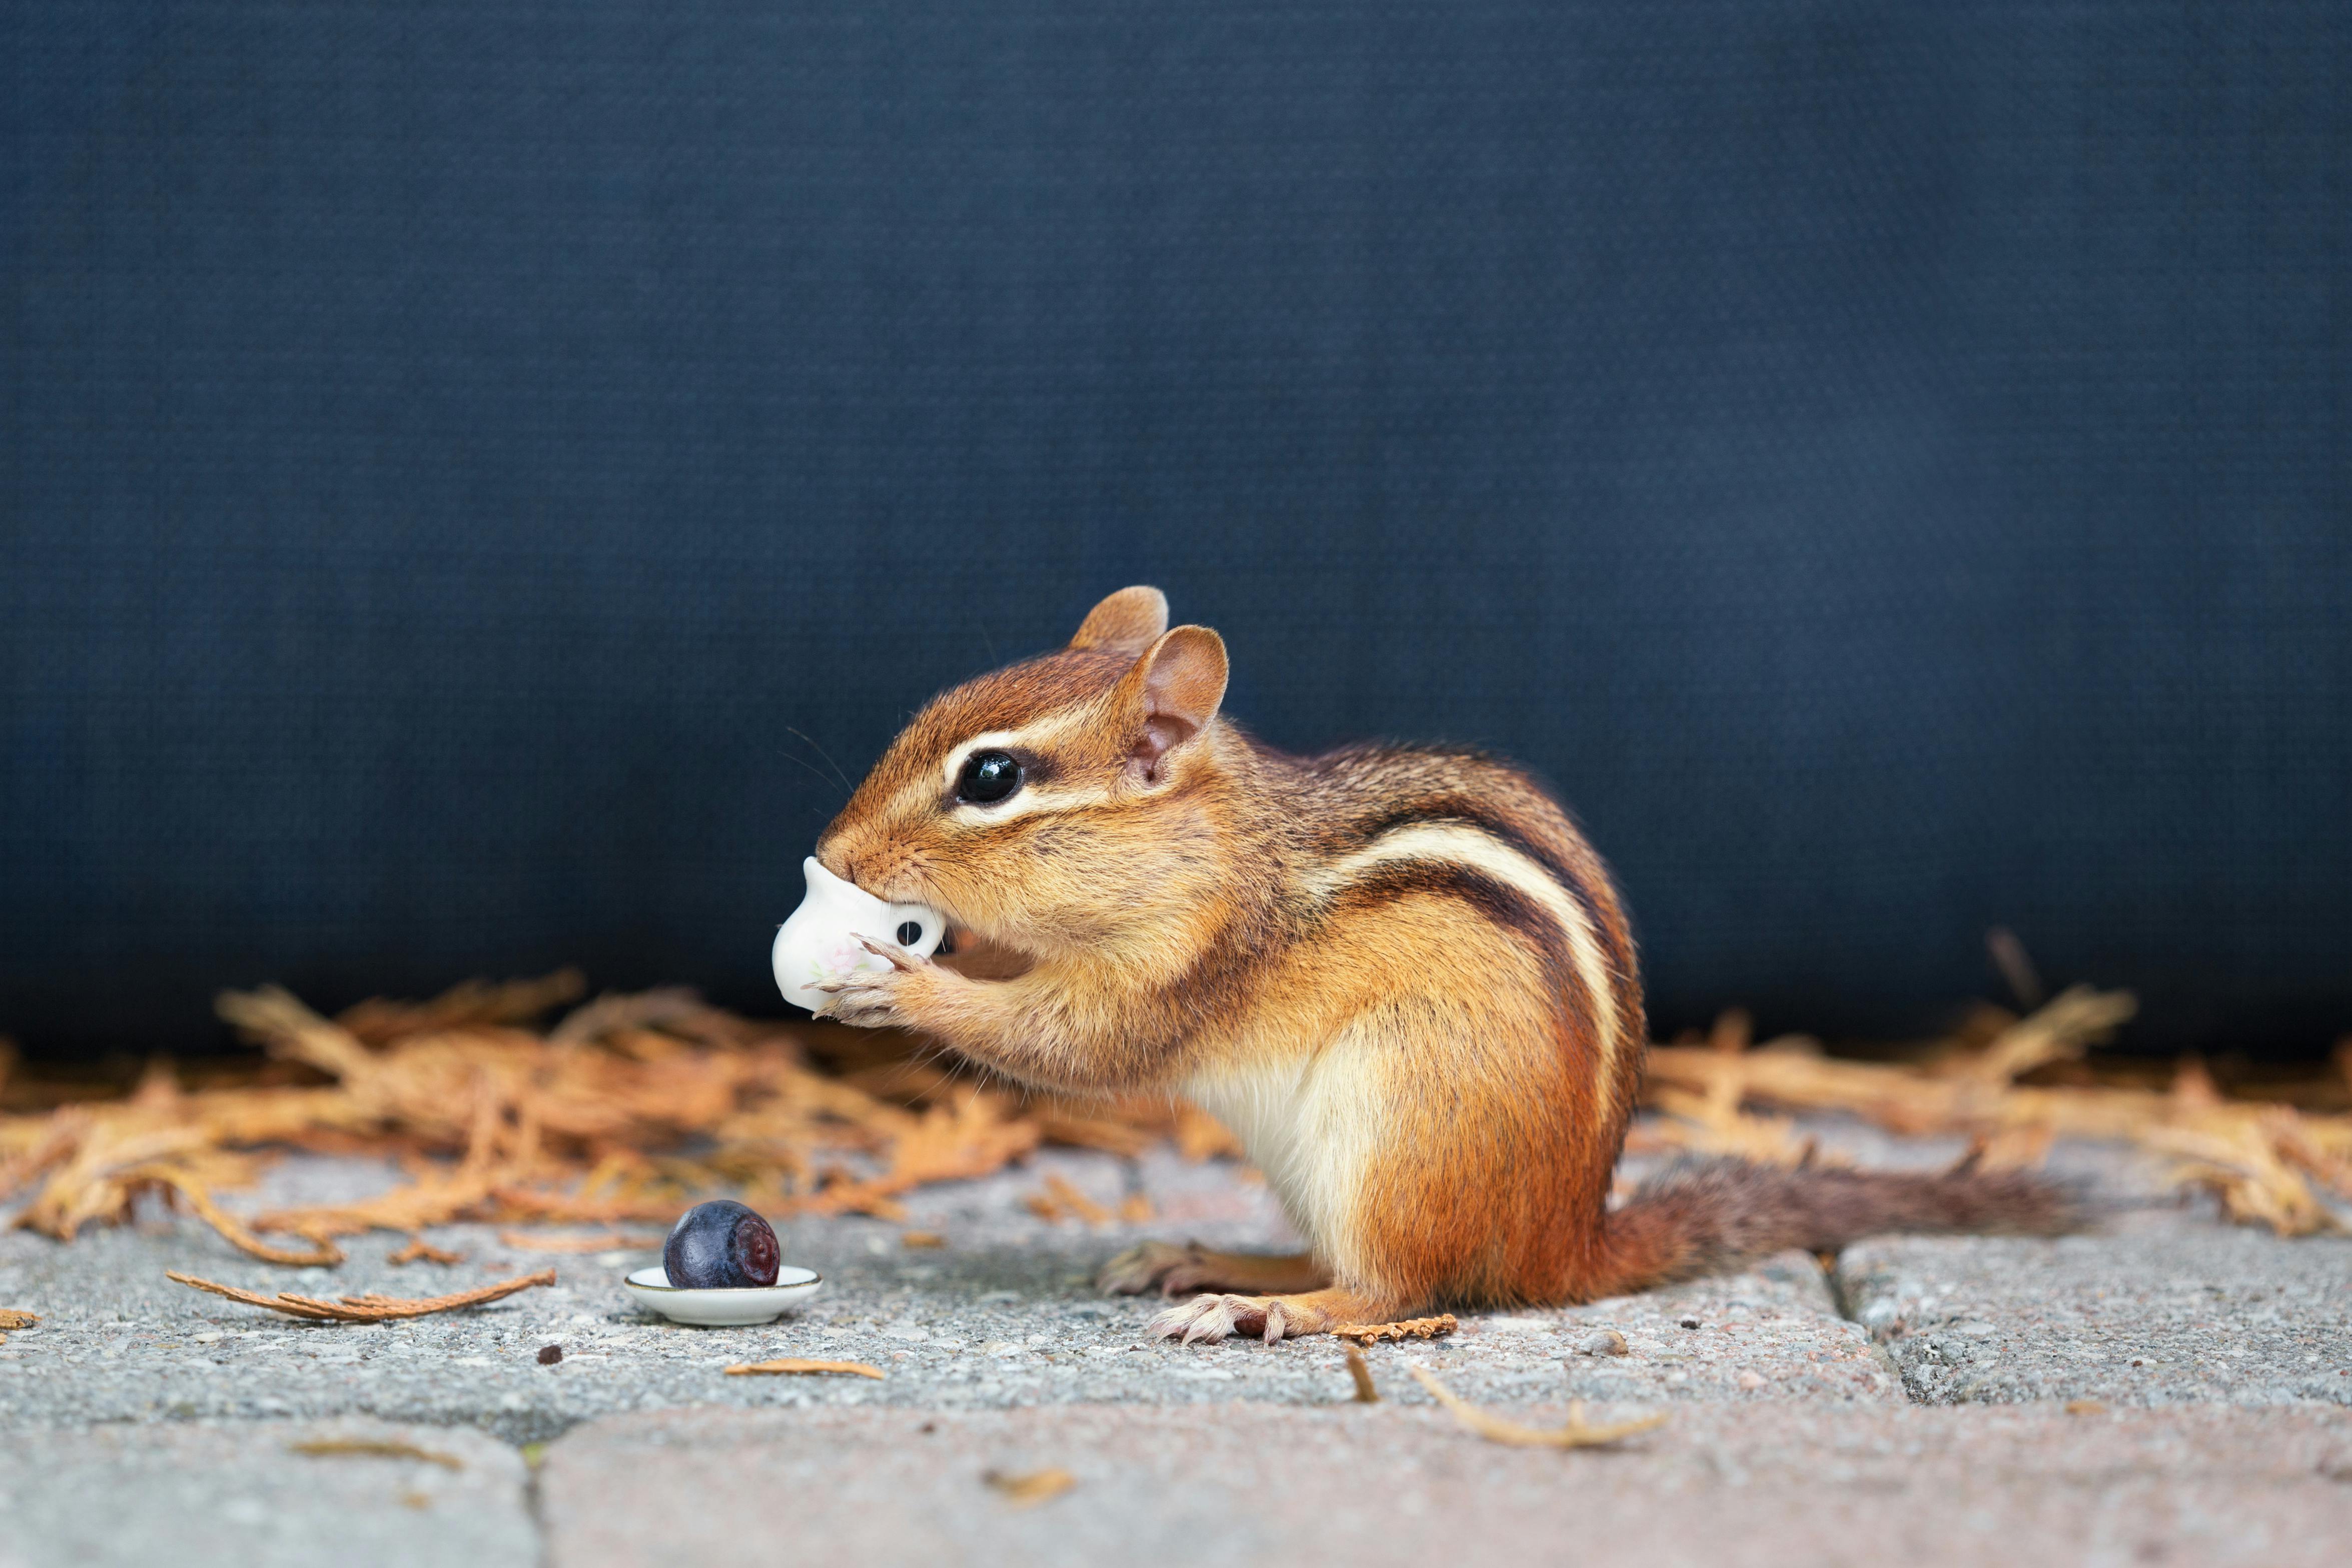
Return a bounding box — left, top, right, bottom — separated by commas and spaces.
663, 1200, 781, 1289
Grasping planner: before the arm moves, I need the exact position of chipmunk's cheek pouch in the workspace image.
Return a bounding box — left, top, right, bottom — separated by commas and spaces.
931, 924, 1037, 983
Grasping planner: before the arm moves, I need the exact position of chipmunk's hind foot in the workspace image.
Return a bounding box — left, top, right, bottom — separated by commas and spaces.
1147, 1286, 1389, 1345
1098, 1243, 1329, 1298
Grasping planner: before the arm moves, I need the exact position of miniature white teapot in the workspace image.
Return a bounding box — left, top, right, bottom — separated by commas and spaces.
771, 857, 946, 1012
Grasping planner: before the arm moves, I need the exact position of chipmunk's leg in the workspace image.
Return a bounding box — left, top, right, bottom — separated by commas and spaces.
1097, 1242, 1329, 1297
1147, 1285, 1398, 1346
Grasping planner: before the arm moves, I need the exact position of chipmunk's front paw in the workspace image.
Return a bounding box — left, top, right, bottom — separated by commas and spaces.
812, 937, 939, 1029
1149, 1293, 1297, 1346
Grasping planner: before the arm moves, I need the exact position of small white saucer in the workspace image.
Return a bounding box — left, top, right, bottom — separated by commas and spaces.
623, 1264, 824, 1326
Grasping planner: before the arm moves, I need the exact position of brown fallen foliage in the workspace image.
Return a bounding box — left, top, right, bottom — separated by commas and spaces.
1407, 1366, 1667, 1450
1634, 989, 2352, 1236
4, 969, 2344, 1267
166, 1267, 557, 1322
0, 1307, 35, 1344
1343, 1342, 1380, 1402
387, 1235, 466, 1266
724, 1357, 885, 1379
0, 975, 1232, 1260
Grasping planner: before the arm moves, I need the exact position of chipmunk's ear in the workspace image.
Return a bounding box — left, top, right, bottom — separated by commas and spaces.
1116, 625, 1227, 782
1069, 586, 1169, 655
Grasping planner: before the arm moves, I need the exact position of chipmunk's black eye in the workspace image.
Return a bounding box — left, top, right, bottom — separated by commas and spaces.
956, 749, 1023, 806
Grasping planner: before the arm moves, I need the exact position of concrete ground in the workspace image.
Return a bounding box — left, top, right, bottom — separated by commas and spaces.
3, 1117, 2347, 1565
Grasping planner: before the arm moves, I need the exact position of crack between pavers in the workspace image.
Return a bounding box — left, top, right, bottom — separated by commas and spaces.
1821, 1250, 1920, 1403
520, 1439, 552, 1568
1817, 1252, 1858, 1323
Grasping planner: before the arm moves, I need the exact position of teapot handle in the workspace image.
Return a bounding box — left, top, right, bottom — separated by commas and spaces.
880, 903, 946, 959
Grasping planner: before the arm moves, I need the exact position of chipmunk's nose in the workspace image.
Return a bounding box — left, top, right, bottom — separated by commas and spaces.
816, 836, 890, 895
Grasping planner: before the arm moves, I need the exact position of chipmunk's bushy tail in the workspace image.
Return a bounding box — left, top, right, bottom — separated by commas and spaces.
1592, 1156, 2082, 1297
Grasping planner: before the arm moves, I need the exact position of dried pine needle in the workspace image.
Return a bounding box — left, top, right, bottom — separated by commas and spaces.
124, 1164, 345, 1266
288, 1438, 465, 1469
1331, 1314, 1457, 1344
1406, 1366, 1667, 1449
1043, 1172, 1112, 1224
1343, 1343, 1380, 1402
723, 1358, 885, 1379
982, 1468, 1076, 1507
387, 1235, 466, 1265
166, 1267, 556, 1322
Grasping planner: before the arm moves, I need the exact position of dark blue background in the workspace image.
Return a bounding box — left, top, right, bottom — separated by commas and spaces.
5, 3, 2346, 1058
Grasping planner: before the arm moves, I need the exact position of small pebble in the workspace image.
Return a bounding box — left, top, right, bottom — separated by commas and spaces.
1737, 1370, 1765, 1390
1577, 1329, 1629, 1357
537, 1345, 563, 1365
1678, 1317, 1702, 1330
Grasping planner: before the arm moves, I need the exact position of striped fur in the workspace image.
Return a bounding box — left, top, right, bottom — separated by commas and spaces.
813, 588, 2077, 1340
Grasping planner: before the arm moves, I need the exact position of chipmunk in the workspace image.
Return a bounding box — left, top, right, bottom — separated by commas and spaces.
813, 586, 2073, 1343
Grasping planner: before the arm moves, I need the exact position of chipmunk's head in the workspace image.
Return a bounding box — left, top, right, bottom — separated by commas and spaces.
815, 587, 1234, 954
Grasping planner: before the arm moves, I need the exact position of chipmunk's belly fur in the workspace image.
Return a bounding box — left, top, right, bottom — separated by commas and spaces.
1180, 1039, 1389, 1284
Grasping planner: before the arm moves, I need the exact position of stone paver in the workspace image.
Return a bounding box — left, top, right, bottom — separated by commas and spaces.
538, 1398, 2352, 1568
1840, 1213, 2352, 1406
0, 1417, 533, 1568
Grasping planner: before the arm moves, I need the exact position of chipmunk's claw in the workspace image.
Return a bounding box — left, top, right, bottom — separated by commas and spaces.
1149, 1293, 1290, 1345
855, 936, 921, 972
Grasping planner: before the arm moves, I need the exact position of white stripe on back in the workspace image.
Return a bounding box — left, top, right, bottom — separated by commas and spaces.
1309, 822, 1623, 1083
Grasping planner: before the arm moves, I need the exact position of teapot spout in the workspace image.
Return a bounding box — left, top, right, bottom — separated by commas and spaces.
771, 855, 945, 1012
